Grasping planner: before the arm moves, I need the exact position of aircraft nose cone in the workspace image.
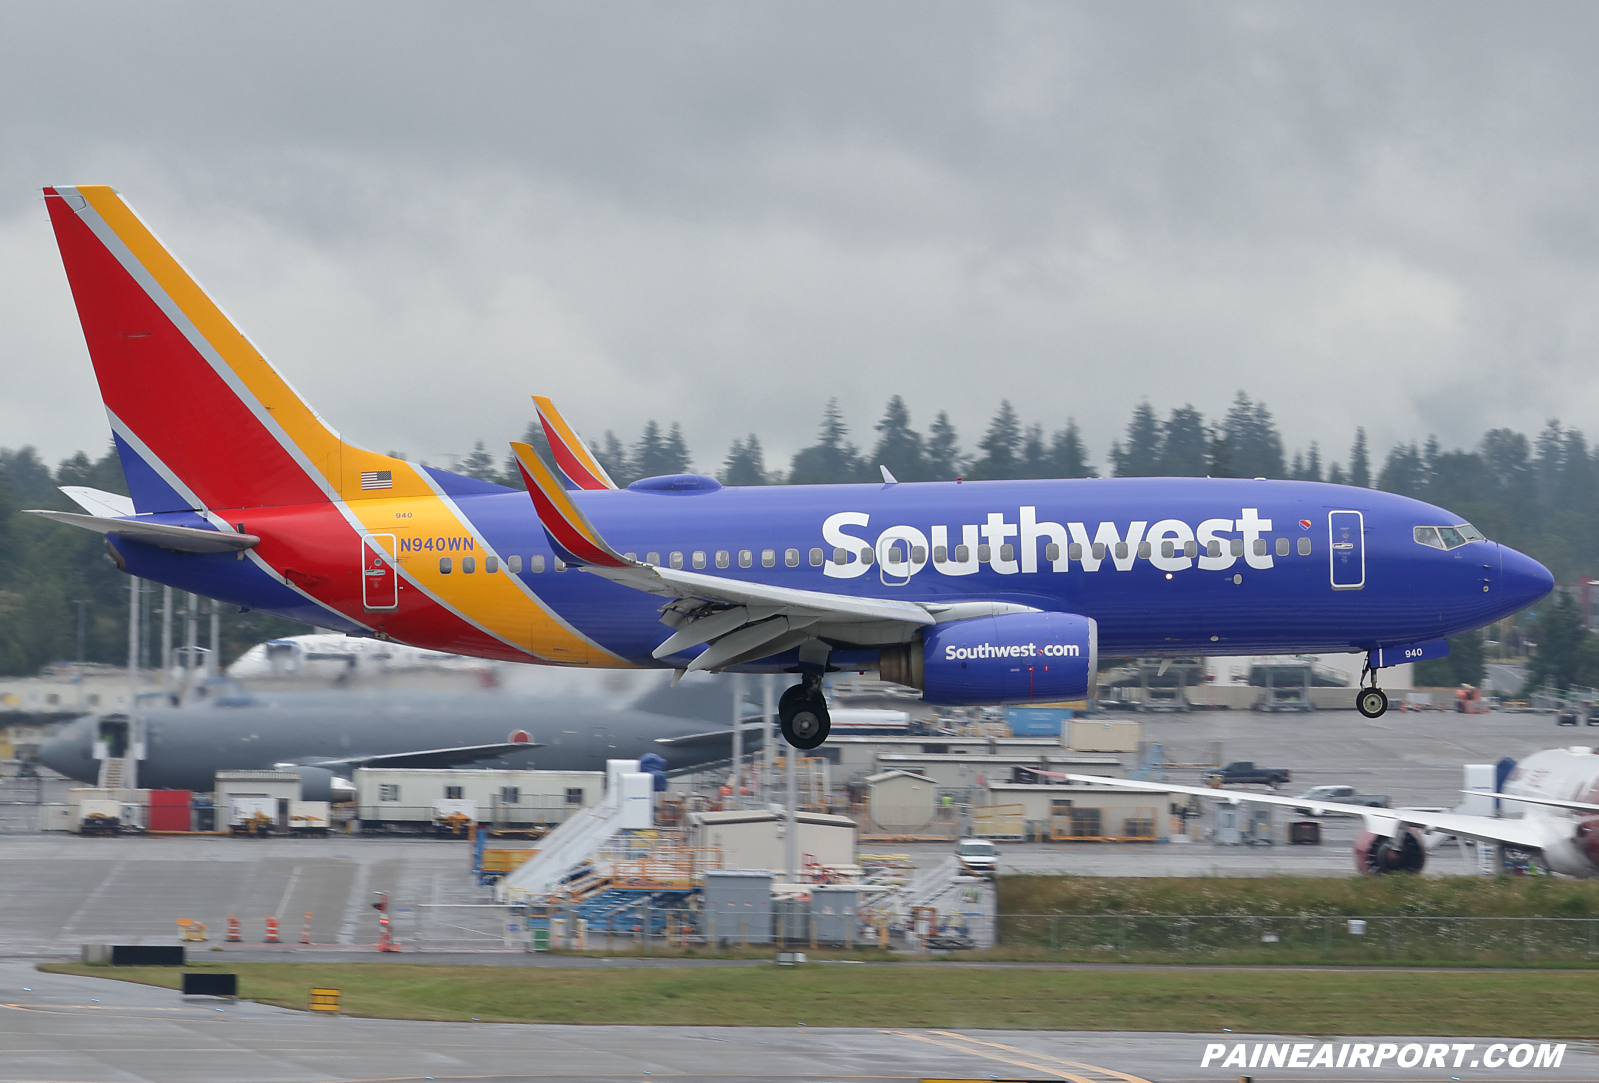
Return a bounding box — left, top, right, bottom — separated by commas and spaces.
1500, 545, 1554, 612
35, 733, 82, 778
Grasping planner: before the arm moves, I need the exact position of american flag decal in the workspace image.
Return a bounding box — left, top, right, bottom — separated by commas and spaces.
360, 470, 393, 491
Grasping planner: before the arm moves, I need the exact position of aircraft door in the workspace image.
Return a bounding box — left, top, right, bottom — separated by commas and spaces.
362, 534, 399, 610
1328, 511, 1365, 590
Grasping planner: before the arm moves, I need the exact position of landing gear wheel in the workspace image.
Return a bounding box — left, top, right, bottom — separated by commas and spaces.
779, 684, 831, 750
1357, 687, 1389, 719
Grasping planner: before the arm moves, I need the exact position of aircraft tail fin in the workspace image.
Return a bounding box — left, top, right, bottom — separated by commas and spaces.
43, 185, 412, 514
533, 396, 617, 491
509, 441, 632, 569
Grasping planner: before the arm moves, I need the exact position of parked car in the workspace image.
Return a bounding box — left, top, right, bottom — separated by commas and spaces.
1289, 785, 1390, 814
955, 838, 998, 877
1206, 761, 1292, 788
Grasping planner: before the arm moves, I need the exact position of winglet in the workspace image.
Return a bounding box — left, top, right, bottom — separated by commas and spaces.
533, 396, 617, 491
509, 441, 632, 569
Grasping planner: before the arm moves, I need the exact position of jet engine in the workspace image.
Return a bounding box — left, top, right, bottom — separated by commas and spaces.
1355, 827, 1426, 874
877, 612, 1097, 706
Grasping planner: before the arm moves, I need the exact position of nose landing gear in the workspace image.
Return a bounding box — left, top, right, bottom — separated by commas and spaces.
778, 675, 831, 750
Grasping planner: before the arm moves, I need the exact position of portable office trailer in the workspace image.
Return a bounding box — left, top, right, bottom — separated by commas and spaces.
216, 771, 302, 835
354, 768, 602, 832
984, 782, 1171, 841
811, 885, 859, 944
688, 810, 857, 873
1066, 719, 1143, 752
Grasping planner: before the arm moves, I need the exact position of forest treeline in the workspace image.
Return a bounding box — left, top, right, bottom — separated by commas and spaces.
5, 390, 1599, 684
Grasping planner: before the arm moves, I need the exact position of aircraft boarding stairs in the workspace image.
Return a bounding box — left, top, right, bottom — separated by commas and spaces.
496, 760, 656, 903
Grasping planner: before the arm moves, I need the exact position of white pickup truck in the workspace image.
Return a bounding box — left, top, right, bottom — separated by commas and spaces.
1290, 785, 1390, 814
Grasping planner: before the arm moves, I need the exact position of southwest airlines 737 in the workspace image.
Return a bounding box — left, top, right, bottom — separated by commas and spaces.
32, 186, 1554, 750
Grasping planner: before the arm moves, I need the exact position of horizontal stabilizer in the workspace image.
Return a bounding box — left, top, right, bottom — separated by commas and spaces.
24, 509, 259, 553
59, 486, 136, 518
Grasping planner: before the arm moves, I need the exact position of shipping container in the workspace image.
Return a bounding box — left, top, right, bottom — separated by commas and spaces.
1005, 707, 1073, 736
147, 789, 192, 832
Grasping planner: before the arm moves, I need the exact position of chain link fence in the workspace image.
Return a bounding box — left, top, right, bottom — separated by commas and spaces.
999, 913, 1599, 963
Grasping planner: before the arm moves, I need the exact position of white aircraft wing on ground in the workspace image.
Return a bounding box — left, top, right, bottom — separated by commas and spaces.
1048, 771, 1552, 852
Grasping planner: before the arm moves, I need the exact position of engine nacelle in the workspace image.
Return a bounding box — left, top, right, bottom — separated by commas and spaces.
1355, 828, 1427, 874
878, 612, 1097, 707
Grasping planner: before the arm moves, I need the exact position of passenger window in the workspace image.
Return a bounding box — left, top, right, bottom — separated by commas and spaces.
624, 552, 637, 562
884, 544, 902, 566
1068, 542, 1083, 561
999, 543, 1015, 562
716, 550, 730, 568
1275, 537, 1289, 557
1114, 542, 1128, 560
462, 556, 476, 574
977, 544, 992, 562
1183, 540, 1198, 558
439, 557, 453, 574
692, 551, 706, 569
785, 548, 799, 567
1297, 537, 1312, 556
911, 545, 926, 563
1091, 542, 1106, 561
670, 552, 684, 569
1229, 538, 1244, 557
934, 545, 948, 562
762, 549, 776, 567
647, 551, 661, 565
1137, 541, 1151, 559
739, 550, 752, 568
809, 547, 823, 566
1206, 541, 1220, 558
485, 555, 499, 573
508, 555, 523, 573
1253, 539, 1267, 556
1160, 541, 1174, 559
859, 547, 874, 566
834, 547, 848, 565
554, 558, 566, 572
531, 555, 545, 573
1045, 542, 1061, 562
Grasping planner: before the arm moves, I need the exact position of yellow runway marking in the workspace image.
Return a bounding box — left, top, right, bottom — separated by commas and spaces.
927, 1031, 1153, 1083
883, 1030, 1103, 1083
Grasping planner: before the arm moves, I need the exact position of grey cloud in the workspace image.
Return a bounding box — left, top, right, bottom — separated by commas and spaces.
3, 3, 1599, 474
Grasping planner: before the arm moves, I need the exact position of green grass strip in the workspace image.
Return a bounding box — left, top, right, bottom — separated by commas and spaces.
39, 961, 1599, 1036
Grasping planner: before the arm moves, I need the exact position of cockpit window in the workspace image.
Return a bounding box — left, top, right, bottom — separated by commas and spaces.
1414, 523, 1483, 551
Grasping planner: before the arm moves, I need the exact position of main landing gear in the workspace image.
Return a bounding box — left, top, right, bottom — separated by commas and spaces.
779, 675, 831, 750
1356, 660, 1389, 718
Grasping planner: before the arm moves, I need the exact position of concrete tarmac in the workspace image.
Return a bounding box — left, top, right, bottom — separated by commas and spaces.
6, 959, 1596, 1083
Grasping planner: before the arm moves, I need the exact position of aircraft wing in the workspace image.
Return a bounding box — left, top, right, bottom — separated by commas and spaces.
509, 438, 949, 672
1052, 772, 1553, 852
24, 509, 260, 553
309, 740, 541, 772
1491, 792, 1599, 814
653, 720, 769, 747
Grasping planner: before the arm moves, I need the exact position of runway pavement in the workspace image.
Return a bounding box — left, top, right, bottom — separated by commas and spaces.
5, 959, 1595, 1083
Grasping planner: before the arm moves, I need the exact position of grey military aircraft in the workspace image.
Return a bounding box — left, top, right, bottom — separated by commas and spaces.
37, 675, 764, 800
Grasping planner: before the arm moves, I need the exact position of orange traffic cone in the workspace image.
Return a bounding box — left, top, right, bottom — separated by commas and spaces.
300, 911, 313, 945
264, 915, 280, 944
225, 915, 240, 943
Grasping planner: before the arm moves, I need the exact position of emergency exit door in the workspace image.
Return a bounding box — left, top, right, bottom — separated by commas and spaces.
1328, 511, 1365, 590
362, 534, 399, 610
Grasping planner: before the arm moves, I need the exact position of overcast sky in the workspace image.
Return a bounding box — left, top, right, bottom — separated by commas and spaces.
5, 3, 1599, 477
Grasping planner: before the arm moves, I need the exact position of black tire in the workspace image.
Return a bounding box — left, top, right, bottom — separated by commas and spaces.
1356, 687, 1389, 718
780, 693, 831, 750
